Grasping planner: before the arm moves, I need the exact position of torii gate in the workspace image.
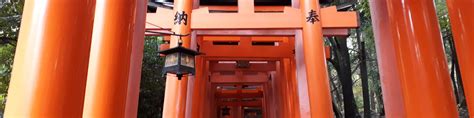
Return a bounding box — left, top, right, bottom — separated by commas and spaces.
4, 0, 473, 117
145, 0, 357, 117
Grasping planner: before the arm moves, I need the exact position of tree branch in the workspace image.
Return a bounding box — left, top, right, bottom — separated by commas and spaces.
351, 60, 361, 75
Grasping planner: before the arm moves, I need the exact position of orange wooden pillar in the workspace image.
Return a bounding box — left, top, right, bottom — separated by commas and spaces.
190, 56, 206, 117
125, 0, 148, 117
82, 0, 146, 117
202, 61, 212, 118
269, 72, 280, 117
299, 0, 333, 117
4, 0, 95, 117
289, 58, 301, 118
370, 0, 458, 117
264, 78, 276, 118
294, 30, 312, 117
283, 58, 298, 118
367, 0, 406, 117
281, 60, 290, 118
275, 61, 288, 118
162, 0, 194, 117
446, 0, 474, 114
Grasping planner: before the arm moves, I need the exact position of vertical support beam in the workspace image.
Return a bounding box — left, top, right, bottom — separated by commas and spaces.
367, 0, 405, 117
290, 58, 301, 118
178, 77, 189, 118
163, 0, 194, 117
189, 43, 205, 118
275, 61, 288, 118
262, 84, 268, 118
294, 30, 311, 117
202, 61, 212, 118
282, 59, 293, 117
370, 0, 458, 117
387, 0, 457, 116
236, 85, 243, 118
265, 80, 275, 118
446, 0, 474, 114
83, 0, 146, 117
125, 0, 147, 117
232, 105, 239, 118
299, 0, 333, 117
270, 71, 282, 118
210, 84, 218, 118
185, 75, 194, 118
185, 32, 198, 118
200, 58, 209, 117
203, 60, 210, 118
4, 0, 95, 117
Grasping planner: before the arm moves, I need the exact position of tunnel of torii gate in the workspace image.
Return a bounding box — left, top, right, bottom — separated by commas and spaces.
3, 0, 474, 117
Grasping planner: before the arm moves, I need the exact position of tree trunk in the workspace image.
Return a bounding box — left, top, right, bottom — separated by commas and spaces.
451, 55, 460, 104
370, 90, 377, 114
449, 36, 468, 115
333, 101, 342, 118
448, 37, 463, 103
332, 37, 359, 117
357, 28, 371, 118
378, 88, 385, 116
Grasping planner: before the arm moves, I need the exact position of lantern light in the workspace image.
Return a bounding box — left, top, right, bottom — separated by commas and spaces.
159, 33, 200, 80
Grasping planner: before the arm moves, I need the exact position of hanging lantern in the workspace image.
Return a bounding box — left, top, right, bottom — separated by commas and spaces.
159, 34, 200, 80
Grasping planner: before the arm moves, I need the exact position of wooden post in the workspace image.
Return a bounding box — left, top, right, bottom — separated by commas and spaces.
367, 0, 406, 117
82, 0, 147, 117
300, 0, 333, 117
294, 30, 311, 117
290, 58, 301, 118
4, 0, 95, 117
190, 56, 205, 118
446, 0, 474, 114
370, 0, 458, 117
276, 61, 288, 118
283, 58, 295, 117
163, 0, 194, 117
125, 0, 147, 117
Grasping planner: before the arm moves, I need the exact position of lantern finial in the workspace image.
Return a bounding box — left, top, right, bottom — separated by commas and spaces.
178, 39, 183, 47
177, 71, 183, 80
172, 32, 187, 47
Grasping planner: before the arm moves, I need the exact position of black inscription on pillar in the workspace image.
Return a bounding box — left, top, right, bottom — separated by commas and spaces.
306, 9, 320, 24
174, 11, 188, 25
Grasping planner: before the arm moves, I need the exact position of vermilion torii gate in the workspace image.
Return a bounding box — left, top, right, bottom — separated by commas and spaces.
3, 0, 473, 118
145, 0, 357, 117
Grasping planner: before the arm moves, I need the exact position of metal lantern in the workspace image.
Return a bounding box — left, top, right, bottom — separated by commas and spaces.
159, 37, 200, 80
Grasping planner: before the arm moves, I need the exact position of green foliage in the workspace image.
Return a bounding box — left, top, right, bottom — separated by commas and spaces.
0, 0, 24, 41
435, 0, 454, 62
0, 44, 14, 111
435, 0, 451, 34
137, 36, 166, 118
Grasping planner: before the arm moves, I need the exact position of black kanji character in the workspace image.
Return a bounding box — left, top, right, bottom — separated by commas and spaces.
174, 11, 188, 25
306, 9, 320, 24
